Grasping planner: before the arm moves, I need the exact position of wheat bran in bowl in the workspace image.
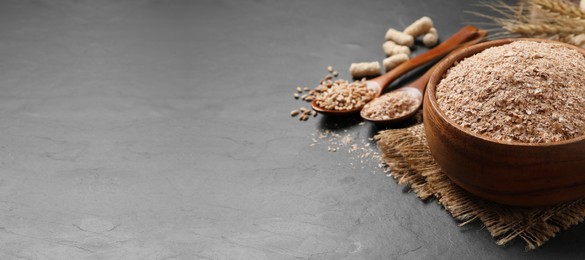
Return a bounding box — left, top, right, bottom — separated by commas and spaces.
435, 40, 585, 143
424, 38, 585, 206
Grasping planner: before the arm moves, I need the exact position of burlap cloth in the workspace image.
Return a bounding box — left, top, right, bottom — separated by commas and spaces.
375, 123, 585, 250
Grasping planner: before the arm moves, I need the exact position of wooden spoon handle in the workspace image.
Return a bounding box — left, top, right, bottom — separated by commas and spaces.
369, 25, 481, 94
409, 29, 488, 93
409, 63, 440, 93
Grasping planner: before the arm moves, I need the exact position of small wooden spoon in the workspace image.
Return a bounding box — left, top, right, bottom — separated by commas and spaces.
360, 63, 436, 125
361, 31, 488, 125
311, 25, 484, 116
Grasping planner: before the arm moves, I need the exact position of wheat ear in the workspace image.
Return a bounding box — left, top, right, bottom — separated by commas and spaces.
533, 0, 585, 20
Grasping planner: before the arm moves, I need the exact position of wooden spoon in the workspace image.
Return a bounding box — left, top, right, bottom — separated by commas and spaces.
361, 31, 488, 125
360, 63, 436, 125
311, 25, 484, 116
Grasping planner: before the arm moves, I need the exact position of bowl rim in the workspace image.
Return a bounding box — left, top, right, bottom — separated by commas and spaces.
427, 37, 585, 148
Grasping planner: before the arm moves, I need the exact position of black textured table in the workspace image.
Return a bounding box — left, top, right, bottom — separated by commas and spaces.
1, 0, 584, 259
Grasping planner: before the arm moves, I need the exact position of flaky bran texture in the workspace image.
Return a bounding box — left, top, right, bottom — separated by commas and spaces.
436, 41, 585, 143
362, 91, 420, 120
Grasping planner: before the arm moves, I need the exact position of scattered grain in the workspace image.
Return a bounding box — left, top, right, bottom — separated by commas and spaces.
291, 109, 300, 117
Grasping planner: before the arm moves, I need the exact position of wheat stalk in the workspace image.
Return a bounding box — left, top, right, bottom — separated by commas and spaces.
474, 0, 585, 47
533, 0, 585, 20
504, 22, 585, 35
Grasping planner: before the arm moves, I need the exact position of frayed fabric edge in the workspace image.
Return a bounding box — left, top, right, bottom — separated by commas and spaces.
375, 124, 585, 250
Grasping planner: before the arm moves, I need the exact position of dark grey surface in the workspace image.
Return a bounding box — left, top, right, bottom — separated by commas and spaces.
0, 0, 584, 259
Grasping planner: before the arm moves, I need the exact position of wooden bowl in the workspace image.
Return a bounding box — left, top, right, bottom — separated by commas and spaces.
424, 38, 585, 207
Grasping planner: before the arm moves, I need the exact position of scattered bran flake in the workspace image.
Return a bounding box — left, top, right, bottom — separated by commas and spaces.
310, 128, 383, 171
292, 67, 385, 170
436, 41, 585, 143
341, 135, 353, 145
